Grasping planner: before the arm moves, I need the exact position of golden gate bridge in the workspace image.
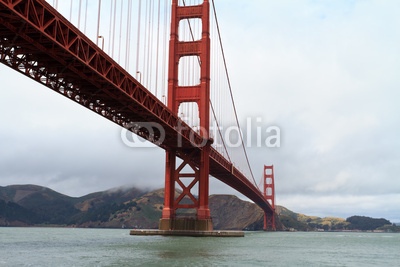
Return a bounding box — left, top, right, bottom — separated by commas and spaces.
0, 0, 276, 232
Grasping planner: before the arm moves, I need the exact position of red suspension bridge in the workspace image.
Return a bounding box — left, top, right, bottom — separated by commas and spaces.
0, 0, 276, 231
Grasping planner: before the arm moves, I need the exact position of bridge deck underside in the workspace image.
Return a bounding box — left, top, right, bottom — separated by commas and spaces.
0, 0, 273, 215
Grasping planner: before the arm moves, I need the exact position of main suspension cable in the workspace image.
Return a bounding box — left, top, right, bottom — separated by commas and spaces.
211, 0, 257, 186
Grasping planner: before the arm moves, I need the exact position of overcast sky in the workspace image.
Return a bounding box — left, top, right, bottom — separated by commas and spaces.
1, 0, 399, 222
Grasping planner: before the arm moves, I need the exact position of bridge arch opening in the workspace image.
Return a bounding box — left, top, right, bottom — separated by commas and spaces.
179, 18, 202, 42
178, 56, 201, 87
178, 102, 200, 130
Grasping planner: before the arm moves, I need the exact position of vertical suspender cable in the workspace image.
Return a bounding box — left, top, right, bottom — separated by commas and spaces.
210, 102, 231, 162
125, 0, 131, 70
96, 0, 102, 46
127, 0, 131, 70
78, 0, 82, 29
112, 0, 117, 58
108, 0, 114, 55
130, 1, 134, 70
142, 0, 149, 86
118, 0, 123, 63
155, 0, 161, 97
149, 0, 155, 91
136, 0, 142, 80
146, 0, 153, 89
84, 0, 88, 34
128, 0, 133, 70
161, 0, 168, 103
70, 0, 73, 22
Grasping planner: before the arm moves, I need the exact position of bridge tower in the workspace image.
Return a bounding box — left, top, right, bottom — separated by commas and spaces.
264, 165, 276, 231
159, 0, 213, 231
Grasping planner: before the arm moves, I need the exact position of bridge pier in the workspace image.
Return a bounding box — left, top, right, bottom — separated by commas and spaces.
159, 218, 213, 231
160, 0, 214, 232
263, 165, 276, 231
160, 148, 213, 231
130, 229, 244, 237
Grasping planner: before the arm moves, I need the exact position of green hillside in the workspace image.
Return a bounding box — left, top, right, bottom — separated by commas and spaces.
0, 185, 397, 232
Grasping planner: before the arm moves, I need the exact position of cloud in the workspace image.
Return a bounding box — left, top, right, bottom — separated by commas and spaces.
220, 0, 400, 222
0, 68, 166, 196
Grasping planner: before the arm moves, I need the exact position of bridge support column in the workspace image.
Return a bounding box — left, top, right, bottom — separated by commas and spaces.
160, 0, 213, 231
159, 149, 212, 231
197, 145, 210, 220
161, 150, 176, 220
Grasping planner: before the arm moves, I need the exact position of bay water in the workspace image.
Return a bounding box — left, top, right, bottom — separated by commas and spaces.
0, 227, 399, 266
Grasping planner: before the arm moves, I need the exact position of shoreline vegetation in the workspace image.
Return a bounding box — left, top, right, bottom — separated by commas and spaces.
1, 184, 399, 232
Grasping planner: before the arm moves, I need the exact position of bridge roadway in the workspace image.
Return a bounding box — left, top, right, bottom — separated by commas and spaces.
0, 0, 274, 217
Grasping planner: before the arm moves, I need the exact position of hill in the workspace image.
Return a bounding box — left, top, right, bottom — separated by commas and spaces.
275, 206, 398, 232
0, 185, 282, 230
0, 184, 80, 225
0, 185, 397, 232
346, 216, 392, 231
276, 205, 350, 231
0, 185, 146, 226
71, 190, 284, 230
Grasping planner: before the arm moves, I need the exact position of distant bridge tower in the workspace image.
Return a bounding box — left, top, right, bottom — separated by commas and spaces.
264, 165, 276, 231
159, 0, 213, 231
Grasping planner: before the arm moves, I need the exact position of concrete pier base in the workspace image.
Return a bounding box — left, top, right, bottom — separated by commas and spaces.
130, 229, 244, 237
159, 218, 213, 231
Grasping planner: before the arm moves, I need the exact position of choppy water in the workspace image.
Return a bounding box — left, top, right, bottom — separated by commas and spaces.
0, 227, 399, 266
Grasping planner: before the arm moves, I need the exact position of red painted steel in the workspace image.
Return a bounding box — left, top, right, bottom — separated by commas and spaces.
264, 165, 276, 230
162, 0, 212, 222
0, 0, 275, 226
